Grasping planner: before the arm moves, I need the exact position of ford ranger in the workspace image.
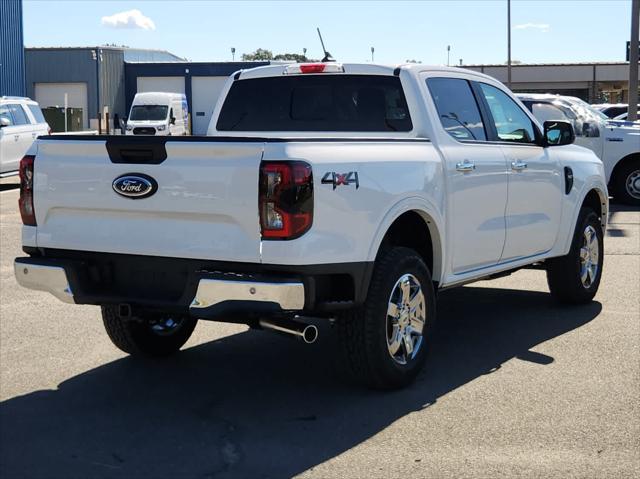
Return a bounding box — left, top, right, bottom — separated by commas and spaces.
15, 63, 608, 389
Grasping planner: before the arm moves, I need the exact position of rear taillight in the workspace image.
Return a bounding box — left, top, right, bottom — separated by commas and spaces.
19, 155, 36, 226
259, 161, 313, 240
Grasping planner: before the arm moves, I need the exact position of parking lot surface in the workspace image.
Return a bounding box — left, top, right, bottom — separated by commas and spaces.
1, 175, 638, 478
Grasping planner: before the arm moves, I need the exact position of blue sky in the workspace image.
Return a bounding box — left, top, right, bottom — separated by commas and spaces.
23, 0, 633, 65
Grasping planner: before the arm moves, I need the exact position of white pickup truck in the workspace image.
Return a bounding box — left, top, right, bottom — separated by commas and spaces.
15, 63, 608, 389
517, 93, 640, 205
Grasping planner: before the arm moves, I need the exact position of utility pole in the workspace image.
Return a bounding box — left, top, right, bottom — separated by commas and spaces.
447, 45, 451, 66
231, 47, 235, 61
371, 46, 375, 62
507, 0, 512, 89
628, 0, 639, 121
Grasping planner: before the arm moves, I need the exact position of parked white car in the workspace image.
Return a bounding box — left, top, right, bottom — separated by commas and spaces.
125, 92, 189, 136
518, 93, 640, 205
15, 64, 608, 389
0, 97, 49, 176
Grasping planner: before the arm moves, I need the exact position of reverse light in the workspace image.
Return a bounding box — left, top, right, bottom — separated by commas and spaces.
18, 155, 36, 226
259, 161, 313, 240
285, 63, 344, 75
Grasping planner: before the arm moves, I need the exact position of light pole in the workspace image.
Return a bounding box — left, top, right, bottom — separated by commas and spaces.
231, 47, 235, 61
628, 0, 639, 121
507, 0, 512, 89
459, 58, 463, 66
447, 45, 451, 66
371, 46, 375, 62
303, 47, 307, 60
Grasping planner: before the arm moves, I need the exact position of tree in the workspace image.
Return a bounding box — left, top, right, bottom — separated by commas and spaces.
405, 59, 422, 63
242, 48, 274, 61
274, 53, 319, 62
241, 49, 319, 62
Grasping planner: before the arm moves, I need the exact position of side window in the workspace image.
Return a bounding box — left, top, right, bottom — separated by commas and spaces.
426, 78, 486, 141
6, 104, 29, 125
27, 104, 47, 124
479, 84, 536, 143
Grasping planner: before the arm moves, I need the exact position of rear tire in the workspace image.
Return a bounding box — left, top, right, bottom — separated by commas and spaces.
546, 207, 603, 304
612, 159, 640, 206
101, 306, 197, 357
334, 247, 436, 390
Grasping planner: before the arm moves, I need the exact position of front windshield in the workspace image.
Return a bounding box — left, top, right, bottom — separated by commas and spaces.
129, 105, 168, 121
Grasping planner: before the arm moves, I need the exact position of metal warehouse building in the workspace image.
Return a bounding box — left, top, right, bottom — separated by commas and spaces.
25, 47, 185, 130
0, 0, 26, 96
25, 47, 268, 133
124, 61, 268, 134
464, 62, 639, 103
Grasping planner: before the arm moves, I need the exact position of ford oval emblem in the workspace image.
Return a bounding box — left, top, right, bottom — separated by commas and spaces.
112, 174, 157, 199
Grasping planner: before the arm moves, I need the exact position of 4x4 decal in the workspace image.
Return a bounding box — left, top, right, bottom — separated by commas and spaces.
321, 171, 359, 190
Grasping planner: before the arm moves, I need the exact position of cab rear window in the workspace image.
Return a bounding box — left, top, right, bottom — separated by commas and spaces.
216, 74, 412, 132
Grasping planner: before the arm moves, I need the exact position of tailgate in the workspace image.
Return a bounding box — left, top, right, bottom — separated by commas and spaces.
33, 137, 264, 263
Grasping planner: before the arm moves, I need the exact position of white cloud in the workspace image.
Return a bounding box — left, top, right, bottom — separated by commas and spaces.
101, 9, 156, 31
514, 23, 550, 32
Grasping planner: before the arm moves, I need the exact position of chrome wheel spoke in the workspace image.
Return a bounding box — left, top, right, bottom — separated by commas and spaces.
580, 247, 589, 261
403, 333, 414, 357
388, 326, 403, 355
387, 301, 399, 318
400, 279, 411, 304
409, 312, 425, 335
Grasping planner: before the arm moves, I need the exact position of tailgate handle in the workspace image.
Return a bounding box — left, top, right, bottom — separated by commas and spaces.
120, 149, 154, 162
106, 138, 168, 164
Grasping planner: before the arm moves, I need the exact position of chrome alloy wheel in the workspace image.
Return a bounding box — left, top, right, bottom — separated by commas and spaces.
579, 225, 600, 289
625, 169, 640, 200
386, 273, 426, 365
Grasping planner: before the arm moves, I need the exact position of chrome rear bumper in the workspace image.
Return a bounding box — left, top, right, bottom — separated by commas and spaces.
14, 258, 305, 312
14, 260, 75, 304
190, 278, 305, 311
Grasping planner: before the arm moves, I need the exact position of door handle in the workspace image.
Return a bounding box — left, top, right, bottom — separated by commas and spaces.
511, 160, 527, 171
456, 160, 476, 172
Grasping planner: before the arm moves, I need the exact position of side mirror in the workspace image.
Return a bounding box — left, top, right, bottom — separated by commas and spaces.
170, 116, 176, 125
544, 120, 575, 146
0, 117, 10, 128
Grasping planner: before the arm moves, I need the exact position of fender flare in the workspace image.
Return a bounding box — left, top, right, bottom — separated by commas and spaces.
561, 178, 608, 253
366, 196, 446, 283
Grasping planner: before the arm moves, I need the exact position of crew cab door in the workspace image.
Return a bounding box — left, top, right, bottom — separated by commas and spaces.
476, 83, 562, 260
425, 77, 508, 274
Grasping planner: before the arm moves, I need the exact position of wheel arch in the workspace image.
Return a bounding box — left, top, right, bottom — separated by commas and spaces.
608, 152, 639, 188
368, 199, 445, 285
580, 187, 608, 233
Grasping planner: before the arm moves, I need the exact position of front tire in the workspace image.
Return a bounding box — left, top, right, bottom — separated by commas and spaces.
612, 159, 640, 206
102, 306, 197, 357
334, 247, 436, 390
546, 207, 603, 304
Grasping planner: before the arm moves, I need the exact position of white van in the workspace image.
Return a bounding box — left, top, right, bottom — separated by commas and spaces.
125, 92, 189, 136
0, 97, 50, 176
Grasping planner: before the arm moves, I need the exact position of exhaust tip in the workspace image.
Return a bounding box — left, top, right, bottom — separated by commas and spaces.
302, 325, 318, 344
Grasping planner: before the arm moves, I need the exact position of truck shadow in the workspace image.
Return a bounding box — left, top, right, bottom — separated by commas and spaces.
0, 286, 601, 478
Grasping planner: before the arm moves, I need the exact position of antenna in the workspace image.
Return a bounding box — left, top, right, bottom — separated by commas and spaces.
316, 28, 335, 62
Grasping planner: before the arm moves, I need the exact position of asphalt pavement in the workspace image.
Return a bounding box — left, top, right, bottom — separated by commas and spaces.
0, 175, 638, 478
